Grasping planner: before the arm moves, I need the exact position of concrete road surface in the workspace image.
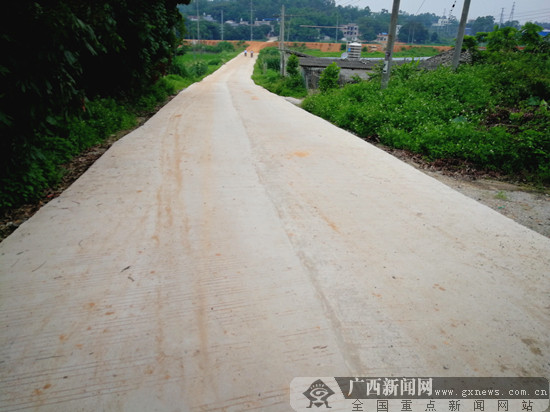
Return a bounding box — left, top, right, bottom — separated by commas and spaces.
1, 54, 549, 411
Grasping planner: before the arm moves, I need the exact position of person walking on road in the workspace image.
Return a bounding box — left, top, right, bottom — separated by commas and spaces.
244, 50, 247, 57
250, 50, 254, 58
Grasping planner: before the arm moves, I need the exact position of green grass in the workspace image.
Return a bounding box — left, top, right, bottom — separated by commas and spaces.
164, 74, 194, 91
302, 55, 550, 184
495, 191, 509, 200
252, 48, 308, 98
166, 49, 243, 92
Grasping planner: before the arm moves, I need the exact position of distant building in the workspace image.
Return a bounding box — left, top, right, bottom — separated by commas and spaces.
377, 32, 388, 42
187, 14, 215, 22
254, 19, 272, 27
340, 23, 359, 41
433, 17, 452, 27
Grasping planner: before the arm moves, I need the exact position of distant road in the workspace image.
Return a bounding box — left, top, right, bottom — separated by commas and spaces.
1, 53, 549, 411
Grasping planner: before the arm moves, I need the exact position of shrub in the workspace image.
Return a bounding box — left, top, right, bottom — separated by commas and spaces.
302, 56, 550, 182
215, 41, 235, 53
287, 54, 300, 77
0, 97, 137, 209
319, 62, 341, 93
257, 47, 281, 72
190, 61, 208, 77
170, 60, 190, 78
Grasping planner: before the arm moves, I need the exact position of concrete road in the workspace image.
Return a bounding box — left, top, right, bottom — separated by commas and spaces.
1, 55, 549, 411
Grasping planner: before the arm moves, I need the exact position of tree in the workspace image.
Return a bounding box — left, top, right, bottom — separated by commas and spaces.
470, 16, 496, 34
357, 15, 388, 41
319, 62, 340, 92
475, 32, 489, 44
284, 54, 305, 92
487, 26, 519, 52
286, 55, 300, 77
462, 35, 483, 62
520, 22, 548, 53
0, 0, 190, 205
398, 22, 429, 44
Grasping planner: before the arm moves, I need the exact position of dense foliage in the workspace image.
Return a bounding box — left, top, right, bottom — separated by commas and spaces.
252, 48, 307, 98
318, 62, 341, 93
0, 0, 190, 209
302, 25, 550, 183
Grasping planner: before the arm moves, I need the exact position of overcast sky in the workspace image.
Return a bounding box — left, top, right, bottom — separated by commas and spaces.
334, 0, 550, 23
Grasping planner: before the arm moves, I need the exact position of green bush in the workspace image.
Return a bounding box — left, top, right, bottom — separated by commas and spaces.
0, 83, 183, 209
319, 62, 341, 93
170, 60, 190, 78
190, 61, 209, 77
287, 54, 300, 77
303, 52, 550, 183
256, 47, 281, 72
215, 41, 235, 53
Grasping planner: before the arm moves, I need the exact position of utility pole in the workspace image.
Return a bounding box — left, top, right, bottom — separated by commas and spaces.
451, 0, 471, 70
250, 0, 254, 42
221, 10, 224, 41
195, 0, 201, 56
381, 0, 400, 90
280, 5, 285, 76
499, 7, 505, 27
335, 14, 339, 43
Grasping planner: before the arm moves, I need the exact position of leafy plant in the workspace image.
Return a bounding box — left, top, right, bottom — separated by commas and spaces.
286, 55, 300, 77
302, 37, 550, 184
0, 0, 191, 210
319, 62, 341, 93
190, 61, 209, 77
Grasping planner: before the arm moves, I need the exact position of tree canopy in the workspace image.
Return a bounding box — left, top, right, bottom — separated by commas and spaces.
0, 0, 189, 206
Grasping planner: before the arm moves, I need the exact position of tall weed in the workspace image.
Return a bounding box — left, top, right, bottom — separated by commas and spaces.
302, 59, 550, 183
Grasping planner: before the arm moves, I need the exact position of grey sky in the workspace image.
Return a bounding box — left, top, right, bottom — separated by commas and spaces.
334, 0, 550, 23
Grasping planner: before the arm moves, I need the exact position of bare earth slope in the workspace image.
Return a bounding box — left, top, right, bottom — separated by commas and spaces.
1, 55, 549, 411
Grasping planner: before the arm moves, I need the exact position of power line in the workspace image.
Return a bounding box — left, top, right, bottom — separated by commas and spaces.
416, 0, 427, 15
512, 8, 550, 17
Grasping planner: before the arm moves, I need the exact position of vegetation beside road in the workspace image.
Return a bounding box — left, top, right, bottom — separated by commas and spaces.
167, 41, 245, 91
252, 48, 308, 98
301, 25, 550, 185
0, 0, 240, 211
